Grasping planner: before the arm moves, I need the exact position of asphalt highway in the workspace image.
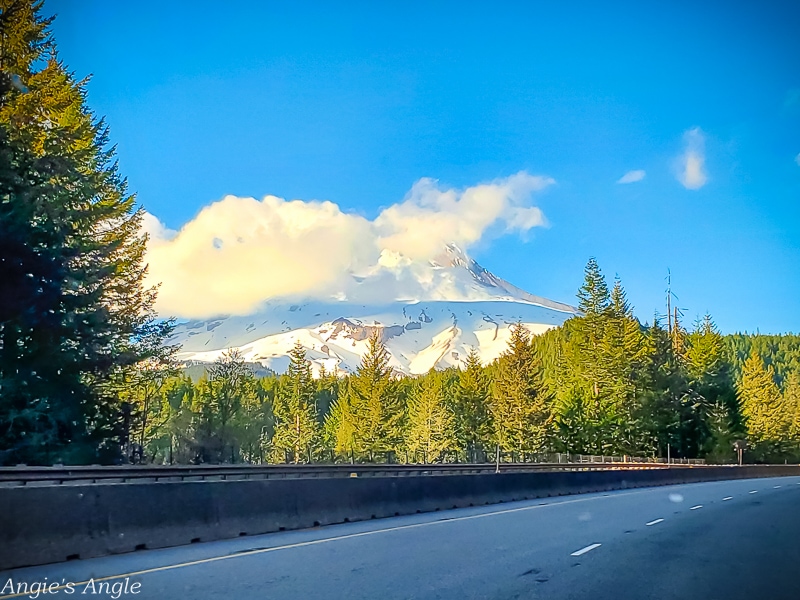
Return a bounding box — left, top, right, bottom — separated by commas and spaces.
2, 476, 799, 599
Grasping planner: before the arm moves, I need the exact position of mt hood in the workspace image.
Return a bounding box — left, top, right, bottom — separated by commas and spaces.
170, 244, 578, 375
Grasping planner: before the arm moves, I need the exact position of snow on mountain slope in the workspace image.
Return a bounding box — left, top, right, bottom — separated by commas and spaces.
170, 245, 578, 375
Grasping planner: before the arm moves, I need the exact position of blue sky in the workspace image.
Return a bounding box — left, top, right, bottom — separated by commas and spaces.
47, 0, 800, 333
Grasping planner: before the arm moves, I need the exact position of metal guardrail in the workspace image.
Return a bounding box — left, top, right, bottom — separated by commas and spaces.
0, 460, 715, 487
503, 452, 705, 465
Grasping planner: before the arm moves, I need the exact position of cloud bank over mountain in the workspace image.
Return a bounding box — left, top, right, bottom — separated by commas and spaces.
143, 172, 554, 318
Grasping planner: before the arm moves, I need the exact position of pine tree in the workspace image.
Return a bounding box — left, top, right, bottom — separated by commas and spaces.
453, 348, 493, 461
119, 352, 179, 463
577, 258, 610, 316
553, 271, 646, 455
686, 315, 727, 384
575, 259, 611, 399
738, 350, 790, 457
271, 342, 319, 463
783, 371, 800, 447
491, 323, 550, 456
600, 278, 649, 453
685, 314, 739, 455
190, 349, 254, 463
609, 276, 629, 319
405, 371, 455, 463
151, 374, 194, 464
347, 332, 403, 460
324, 379, 358, 460
638, 317, 703, 459
0, 1, 172, 465
252, 376, 278, 461
703, 400, 737, 463
670, 308, 688, 358
230, 380, 272, 464
314, 364, 338, 425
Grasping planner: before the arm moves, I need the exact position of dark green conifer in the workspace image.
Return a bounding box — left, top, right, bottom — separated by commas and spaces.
272, 342, 318, 463
491, 323, 550, 455
347, 332, 403, 459
453, 348, 493, 460
577, 258, 610, 316
0, 0, 172, 464
738, 350, 789, 456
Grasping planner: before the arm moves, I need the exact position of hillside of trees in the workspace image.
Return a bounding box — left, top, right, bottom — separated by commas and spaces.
118, 259, 800, 466
2, 1, 798, 467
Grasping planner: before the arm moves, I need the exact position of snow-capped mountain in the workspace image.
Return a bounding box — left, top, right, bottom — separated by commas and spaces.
169, 244, 578, 375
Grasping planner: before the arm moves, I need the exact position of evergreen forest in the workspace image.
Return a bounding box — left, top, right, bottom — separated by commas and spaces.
107, 260, 800, 467
1, 1, 798, 466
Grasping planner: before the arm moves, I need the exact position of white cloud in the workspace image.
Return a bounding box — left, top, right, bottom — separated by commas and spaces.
795, 152, 800, 166
617, 170, 646, 184
677, 127, 708, 190
144, 172, 554, 318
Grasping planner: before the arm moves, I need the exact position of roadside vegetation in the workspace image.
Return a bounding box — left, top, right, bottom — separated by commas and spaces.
1, 1, 797, 466
113, 261, 800, 466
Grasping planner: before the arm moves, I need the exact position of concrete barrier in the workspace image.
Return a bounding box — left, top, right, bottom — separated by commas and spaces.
1, 465, 798, 570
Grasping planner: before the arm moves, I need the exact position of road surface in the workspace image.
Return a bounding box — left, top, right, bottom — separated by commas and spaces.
2, 476, 799, 599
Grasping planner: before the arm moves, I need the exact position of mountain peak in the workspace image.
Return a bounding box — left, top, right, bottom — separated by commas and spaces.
343, 242, 574, 308
170, 244, 579, 376
433, 242, 470, 267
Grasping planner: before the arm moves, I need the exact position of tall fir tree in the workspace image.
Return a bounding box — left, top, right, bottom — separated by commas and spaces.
453, 348, 493, 460
192, 349, 254, 463
609, 276, 629, 318
738, 350, 790, 457
600, 278, 649, 452
324, 378, 358, 460
314, 364, 338, 426
271, 341, 319, 463
118, 352, 179, 463
157, 374, 196, 464
230, 377, 273, 464
575, 258, 611, 400
686, 315, 728, 386
0, 1, 172, 465
405, 370, 455, 462
346, 332, 403, 460
491, 323, 550, 455
639, 318, 691, 458
685, 314, 739, 456
783, 370, 800, 445
577, 258, 610, 316
554, 268, 646, 454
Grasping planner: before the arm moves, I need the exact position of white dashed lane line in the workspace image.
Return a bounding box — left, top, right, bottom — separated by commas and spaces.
567, 482, 785, 561
566, 481, 790, 562
571, 543, 602, 556
774, 485, 782, 489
